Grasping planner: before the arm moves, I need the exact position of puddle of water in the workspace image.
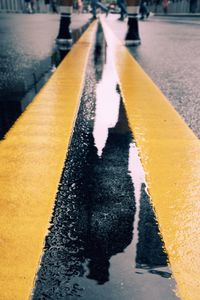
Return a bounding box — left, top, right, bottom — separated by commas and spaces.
93, 46, 120, 157
32, 24, 180, 300
128, 142, 146, 268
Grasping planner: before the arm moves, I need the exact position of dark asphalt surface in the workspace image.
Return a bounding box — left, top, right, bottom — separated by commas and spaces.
106, 15, 200, 139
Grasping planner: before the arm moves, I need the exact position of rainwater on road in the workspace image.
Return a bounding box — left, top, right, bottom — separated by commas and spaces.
32, 25, 179, 300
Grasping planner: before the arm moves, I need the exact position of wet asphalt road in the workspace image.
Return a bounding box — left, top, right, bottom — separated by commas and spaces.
106, 15, 200, 139
1, 14, 199, 299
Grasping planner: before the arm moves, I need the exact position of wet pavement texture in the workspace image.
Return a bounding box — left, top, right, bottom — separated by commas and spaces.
32, 25, 179, 300
106, 15, 200, 139
0, 13, 91, 139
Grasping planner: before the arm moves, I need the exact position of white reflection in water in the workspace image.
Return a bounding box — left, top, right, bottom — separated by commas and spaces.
128, 142, 146, 201
93, 49, 120, 157
128, 142, 146, 267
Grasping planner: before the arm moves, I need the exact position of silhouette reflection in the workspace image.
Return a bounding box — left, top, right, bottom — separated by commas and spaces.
84, 100, 135, 285
94, 23, 106, 82
135, 183, 169, 277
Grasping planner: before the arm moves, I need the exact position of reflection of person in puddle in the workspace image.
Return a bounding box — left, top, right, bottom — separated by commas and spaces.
94, 24, 106, 82
136, 183, 169, 277
84, 101, 136, 284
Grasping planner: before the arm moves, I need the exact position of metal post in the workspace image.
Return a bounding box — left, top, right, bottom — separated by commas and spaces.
56, 0, 73, 49
125, 0, 141, 46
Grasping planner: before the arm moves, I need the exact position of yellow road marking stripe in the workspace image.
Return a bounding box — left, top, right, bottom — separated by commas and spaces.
0, 21, 97, 300
101, 18, 200, 300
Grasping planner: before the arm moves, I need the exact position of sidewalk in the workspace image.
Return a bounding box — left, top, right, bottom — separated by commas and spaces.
0, 13, 91, 99
0, 13, 91, 138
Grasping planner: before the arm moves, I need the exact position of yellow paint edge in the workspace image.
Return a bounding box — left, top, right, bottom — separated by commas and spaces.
101, 18, 200, 300
0, 21, 97, 300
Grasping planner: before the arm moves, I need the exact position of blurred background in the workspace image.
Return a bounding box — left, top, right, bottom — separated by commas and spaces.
0, 0, 200, 16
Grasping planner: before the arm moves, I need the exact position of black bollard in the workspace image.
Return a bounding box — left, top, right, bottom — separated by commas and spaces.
125, 0, 141, 46
56, 0, 73, 48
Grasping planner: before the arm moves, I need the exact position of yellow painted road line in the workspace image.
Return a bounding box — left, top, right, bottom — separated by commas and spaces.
101, 18, 200, 300
0, 21, 97, 300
